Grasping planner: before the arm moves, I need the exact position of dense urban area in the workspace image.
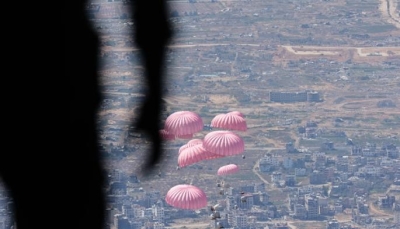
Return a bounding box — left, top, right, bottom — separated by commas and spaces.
1, 0, 399, 228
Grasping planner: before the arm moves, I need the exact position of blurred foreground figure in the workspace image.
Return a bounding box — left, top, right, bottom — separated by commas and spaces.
130, 0, 173, 170
0, 0, 172, 228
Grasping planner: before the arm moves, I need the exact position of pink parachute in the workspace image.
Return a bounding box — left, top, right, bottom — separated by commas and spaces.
165, 184, 207, 210
178, 139, 203, 154
211, 113, 247, 131
164, 111, 203, 137
217, 164, 239, 176
228, 111, 245, 118
178, 144, 224, 167
159, 129, 175, 141
203, 131, 245, 156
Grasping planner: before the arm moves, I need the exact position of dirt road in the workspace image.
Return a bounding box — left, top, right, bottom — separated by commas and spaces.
379, 0, 400, 29
281, 45, 400, 57
252, 158, 271, 185
369, 202, 392, 217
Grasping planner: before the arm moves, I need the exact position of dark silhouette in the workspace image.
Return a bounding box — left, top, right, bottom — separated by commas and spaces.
130, 0, 173, 171
0, 0, 172, 228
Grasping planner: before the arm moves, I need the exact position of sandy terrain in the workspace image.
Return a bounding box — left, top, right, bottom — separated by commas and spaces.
379, 0, 400, 29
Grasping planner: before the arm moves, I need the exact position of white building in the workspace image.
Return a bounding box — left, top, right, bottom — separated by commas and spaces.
233, 213, 248, 228
359, 165, 381, 176
152, 205, 165, 221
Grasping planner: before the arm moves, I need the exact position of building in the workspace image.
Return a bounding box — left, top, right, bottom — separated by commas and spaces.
289, 194, 305, 211
270, 91, 307, 103
106, 208, 119, 224
285, 175, 296, 187
232, 213, 248, 228
110, 169, 125, 182
237, 194, 254, 209
358, 165, 381, 177
378, 195, 395, 209
323, 167, 335, 182
321, 142, 334, 150
252, 192, 265, 205
304, 127, 317, 138
259, 156, 280, 172
131, 221, 142, 229
294, 204, 307, 219
239, 184, 256, 193
152, 205, 165, 221
225, 196, 236, 211
393, 202, 400, 224
334, 203, 343, 213
108, 181, 127, 195
326, 219, 340, 229
295, 168, 307, 177
143, 191, 161, 208
283, 157, 294, 169
307, 91, 321, 102
143, 208, 153, 219
305, 195, 319, 219
122, 204, 134, 219
271, 172, 282, 183
114, 214, 131, 229
317, 195, 329, 215
269, 91, 321, 103
285, 142, 296, 153
313, 152, 327, 169
310, 170, 326, 185
132, 204, 145, 218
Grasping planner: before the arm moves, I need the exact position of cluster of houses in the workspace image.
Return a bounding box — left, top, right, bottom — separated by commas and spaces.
102, 142, 400, 229
257, 141, 400, 228
105, 168, 277, 229
0, 140, 398, 229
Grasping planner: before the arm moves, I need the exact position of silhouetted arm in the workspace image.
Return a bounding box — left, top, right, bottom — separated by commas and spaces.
130, 0, 173, 173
